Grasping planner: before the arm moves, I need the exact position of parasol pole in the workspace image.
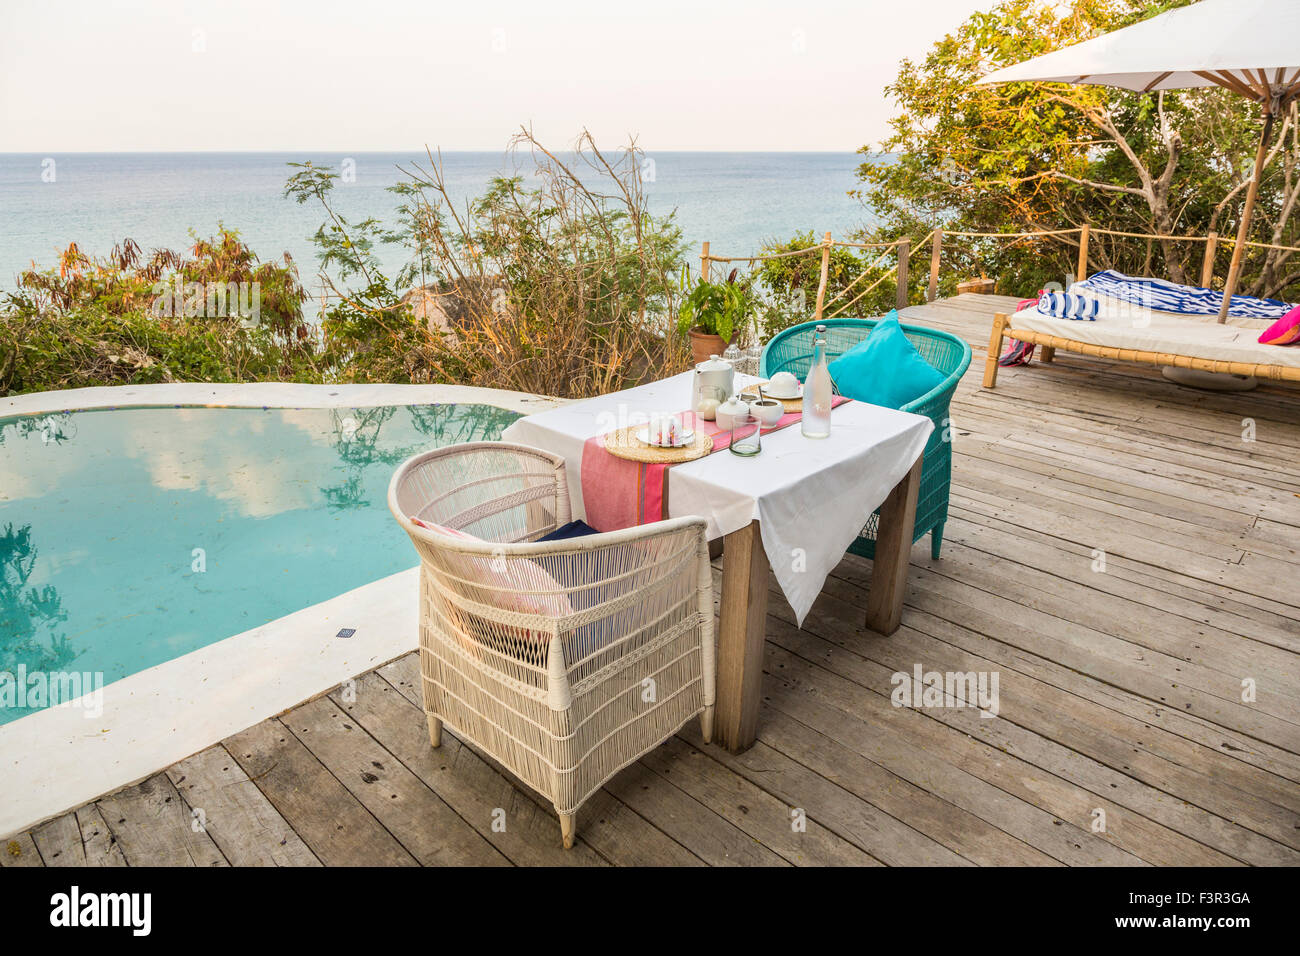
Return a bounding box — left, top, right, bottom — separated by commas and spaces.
1216, 104, 1278, 323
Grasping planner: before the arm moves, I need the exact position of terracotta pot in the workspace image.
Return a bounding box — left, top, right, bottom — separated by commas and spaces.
688, 329, 735, 366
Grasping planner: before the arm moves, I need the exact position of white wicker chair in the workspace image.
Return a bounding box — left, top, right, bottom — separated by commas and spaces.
388, 441, 716, 848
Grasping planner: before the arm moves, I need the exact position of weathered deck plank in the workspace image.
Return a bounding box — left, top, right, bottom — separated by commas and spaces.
30, 813, 85, 867
283, 695, 509, 866
76, 805, 128, 867
1, 831, 43, 867
768, 583, 1272, 865
330, 671, 606, 866
225, 719, 418, 867
7, 293, 1297, 866
95, 774, 229, 867
166, 746, 320, 866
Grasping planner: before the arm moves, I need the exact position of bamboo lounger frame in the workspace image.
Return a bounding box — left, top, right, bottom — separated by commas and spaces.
981, 311, 1300, 388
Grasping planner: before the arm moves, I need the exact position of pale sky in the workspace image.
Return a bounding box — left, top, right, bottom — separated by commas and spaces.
1, 0, 991, 152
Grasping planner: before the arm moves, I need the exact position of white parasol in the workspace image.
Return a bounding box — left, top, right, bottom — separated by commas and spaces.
978, 0, 1300, 321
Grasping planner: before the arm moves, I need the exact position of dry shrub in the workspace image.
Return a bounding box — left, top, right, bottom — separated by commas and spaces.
295, 129, 692, 398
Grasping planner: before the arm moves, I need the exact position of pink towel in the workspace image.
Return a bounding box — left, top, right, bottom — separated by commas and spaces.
580, 398, 848, 531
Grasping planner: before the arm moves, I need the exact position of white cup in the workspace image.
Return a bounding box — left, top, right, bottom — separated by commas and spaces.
648, 413, 684, 446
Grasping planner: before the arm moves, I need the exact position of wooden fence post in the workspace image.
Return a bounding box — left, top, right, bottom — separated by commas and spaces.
813, 231, 832, 321
927, 229, 943, 302
896, 239, 910, 311
1076, 223, 1090, 284
700, 241, 710, 282
1201, 231, 1218, 288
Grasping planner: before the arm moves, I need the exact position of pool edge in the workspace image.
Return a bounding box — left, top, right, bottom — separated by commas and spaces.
0, 565, 422, 841
1, 381, 565, 419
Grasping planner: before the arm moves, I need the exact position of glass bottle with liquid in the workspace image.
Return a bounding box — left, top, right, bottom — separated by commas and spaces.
801, 324, 833, 439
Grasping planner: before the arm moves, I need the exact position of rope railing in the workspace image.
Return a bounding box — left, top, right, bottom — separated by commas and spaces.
941, 228, 1083, 239
825, 268, 899, 320
823, 239, 922, 308
700, 232, 917, 319
700, 221, 1300, 321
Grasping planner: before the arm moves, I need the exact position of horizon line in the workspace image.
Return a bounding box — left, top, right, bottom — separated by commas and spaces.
0, 147, 877, 155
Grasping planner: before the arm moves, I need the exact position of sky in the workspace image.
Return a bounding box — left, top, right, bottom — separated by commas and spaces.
0, 0, 992, 152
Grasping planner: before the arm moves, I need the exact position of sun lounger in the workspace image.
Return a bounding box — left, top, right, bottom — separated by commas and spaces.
982, 291, 1300, 388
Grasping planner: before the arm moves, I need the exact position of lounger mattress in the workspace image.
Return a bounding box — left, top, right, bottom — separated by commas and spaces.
1009, 296, 1300, 371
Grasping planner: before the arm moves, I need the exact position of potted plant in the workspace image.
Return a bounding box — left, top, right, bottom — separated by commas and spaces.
677, 268, 752, 364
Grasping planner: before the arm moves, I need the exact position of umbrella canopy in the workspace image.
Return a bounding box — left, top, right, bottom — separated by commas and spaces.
977, 0, 1300, 321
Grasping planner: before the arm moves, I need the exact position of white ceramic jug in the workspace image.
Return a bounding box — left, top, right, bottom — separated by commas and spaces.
692, 354, 735, 411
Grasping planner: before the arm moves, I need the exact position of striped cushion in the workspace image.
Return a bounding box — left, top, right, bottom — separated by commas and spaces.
1037, 292, 1101, 321
1078, 270, 1290, 319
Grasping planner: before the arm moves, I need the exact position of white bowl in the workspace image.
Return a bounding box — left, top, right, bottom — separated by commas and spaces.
751, 399, 784, 426
766, 372, 802, 399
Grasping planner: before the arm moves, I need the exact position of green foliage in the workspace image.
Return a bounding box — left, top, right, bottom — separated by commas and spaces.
749, 232, 911, 336
676, 269, 753, 341
845, 0, 1300, 301
0, 228, 316, 396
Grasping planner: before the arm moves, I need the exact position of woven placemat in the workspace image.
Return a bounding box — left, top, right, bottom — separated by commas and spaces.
741, 382, 803, 413
601, 425, 715, 464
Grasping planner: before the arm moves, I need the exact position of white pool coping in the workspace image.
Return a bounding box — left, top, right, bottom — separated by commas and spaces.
2, 381, 562, 419
0, 382, 565, 840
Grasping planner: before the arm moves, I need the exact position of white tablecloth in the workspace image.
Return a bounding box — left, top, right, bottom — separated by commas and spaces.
502, 372, 933, 624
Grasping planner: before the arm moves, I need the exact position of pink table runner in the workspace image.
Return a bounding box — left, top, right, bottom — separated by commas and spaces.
581, 398, 848, 531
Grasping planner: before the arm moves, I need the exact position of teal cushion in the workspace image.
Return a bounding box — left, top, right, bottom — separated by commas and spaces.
826, 312, 945, 410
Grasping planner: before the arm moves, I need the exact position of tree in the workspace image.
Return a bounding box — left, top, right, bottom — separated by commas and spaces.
852, 0, 1300, 300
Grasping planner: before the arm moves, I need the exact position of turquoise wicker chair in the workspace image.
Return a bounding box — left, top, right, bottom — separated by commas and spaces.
760, 317, 971, 560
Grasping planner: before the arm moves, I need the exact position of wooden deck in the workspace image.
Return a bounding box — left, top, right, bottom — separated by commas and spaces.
5, 293, 1298, 867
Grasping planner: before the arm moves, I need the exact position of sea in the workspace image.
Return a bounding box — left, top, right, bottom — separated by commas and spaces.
0, 151, 873, 293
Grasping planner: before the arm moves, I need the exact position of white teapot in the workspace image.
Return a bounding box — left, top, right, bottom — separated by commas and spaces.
691, 354, 735, 411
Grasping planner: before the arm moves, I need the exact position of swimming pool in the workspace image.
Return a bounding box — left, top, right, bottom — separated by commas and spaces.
0, 402, 520, 723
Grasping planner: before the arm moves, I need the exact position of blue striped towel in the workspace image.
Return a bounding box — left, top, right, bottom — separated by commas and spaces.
1036, 291, 1101, 320
1077, 270, 1290, 319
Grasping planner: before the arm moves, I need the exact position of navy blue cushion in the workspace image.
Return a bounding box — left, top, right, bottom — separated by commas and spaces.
826, 311, 945, 410
538, 519, 600, 542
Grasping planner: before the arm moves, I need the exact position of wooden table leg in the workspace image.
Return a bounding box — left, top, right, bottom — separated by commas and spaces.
714, 519, 769, 753
865, 456, 922, 636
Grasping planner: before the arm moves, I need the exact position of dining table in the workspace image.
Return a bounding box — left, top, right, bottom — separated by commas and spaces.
502, 370, 934, 753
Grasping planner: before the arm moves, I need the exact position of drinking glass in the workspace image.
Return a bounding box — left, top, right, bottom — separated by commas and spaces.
729, 413, 762, 457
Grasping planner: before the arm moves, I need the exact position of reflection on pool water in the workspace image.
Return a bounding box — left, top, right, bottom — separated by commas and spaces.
0, 403, 520, 723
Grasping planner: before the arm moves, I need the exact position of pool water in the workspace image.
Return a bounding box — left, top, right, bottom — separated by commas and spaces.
0, 403, 519, 723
